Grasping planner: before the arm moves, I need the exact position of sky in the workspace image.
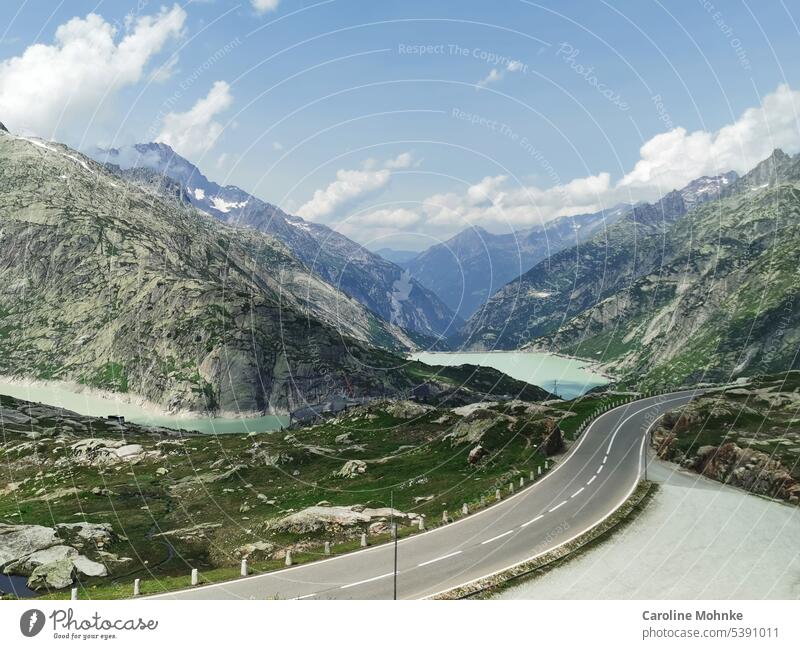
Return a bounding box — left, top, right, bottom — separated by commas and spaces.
1, 0, 799, 251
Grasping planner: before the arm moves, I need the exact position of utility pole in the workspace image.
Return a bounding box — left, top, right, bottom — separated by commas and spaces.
390, 490, 398, 600
553, 379, 559, 398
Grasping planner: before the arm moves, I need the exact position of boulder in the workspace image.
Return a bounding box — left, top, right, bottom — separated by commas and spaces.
235, 541, 275, 559
271, 505, 418, 535
72, 555, 108, 578
4, 545, 77, 575
0, 523, 60, 568
384, 401, 434, 419
336, 459, 367, 479
468, 444, 488, 464
27, 558, 76, 590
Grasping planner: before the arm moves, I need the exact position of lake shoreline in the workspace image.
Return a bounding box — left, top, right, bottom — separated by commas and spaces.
0, 375, 288, 434
409, 350, 610, 400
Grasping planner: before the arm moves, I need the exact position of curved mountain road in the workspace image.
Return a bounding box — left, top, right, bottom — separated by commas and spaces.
149, 390, 701, 600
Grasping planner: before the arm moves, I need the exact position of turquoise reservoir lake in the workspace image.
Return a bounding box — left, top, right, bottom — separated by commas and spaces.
410, 351, 609, 400
0, 379, 288, 434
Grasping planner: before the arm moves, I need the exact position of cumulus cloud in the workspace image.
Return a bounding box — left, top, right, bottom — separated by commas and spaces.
297, 168, 391, 220
619, 83, 800, 197
297, 152, 416, 220
384, 152, 415, 169
341, 84, 800, 245
0, 5, 186, 138
156, 81, 233, 158
252, 0, 281, 14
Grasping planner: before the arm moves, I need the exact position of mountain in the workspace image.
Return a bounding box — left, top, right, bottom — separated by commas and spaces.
462, 157, 800, 387
0, 130, 553, 415
374, 247, 418, 265
404, 206, 630, 320
93, 143, 461, 342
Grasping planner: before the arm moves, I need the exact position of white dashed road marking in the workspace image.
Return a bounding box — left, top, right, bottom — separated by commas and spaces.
549, 500, 567, 513
417, 551, 462, 567
340, 572, 394, 589
571, 487, 584, 498
521, 514, 544, 528
481, 530, 513, 545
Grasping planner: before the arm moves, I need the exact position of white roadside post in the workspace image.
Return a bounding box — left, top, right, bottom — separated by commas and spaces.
324, 541, 331, 555
285, 550, 293, 566
519, 476, 524, 488
71, 588, 78, 600
240, 559, 248, 577
133, 578, 141, 597
191, 568, 199, 586
462, 503, 469, 515
442, 510, 449, 524
418, 516, 425, 531
495, 488, 502, 501
360, 533, 368, 547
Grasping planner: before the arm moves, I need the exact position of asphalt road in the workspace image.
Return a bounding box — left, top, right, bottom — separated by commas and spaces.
149, 390, 701, 600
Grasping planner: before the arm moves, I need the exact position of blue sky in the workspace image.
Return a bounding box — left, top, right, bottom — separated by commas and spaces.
1, 0, 799, 250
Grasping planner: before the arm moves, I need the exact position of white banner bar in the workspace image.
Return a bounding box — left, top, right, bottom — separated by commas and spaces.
1, 600, 797, 648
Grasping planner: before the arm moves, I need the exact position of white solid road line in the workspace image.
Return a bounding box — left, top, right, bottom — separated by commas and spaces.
571, 487, 584, 498
586, 475, 597, 486
340, 572, 394, 589
481, 530, 514, 545
548, 500, 567, 513
521, 514, 544, 528
417, 551, 462, 567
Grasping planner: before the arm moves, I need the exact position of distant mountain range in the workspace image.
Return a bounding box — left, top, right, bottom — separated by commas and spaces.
94, 143, 461, 343
402, 206, 631, 319
461, 157, 800, 387
374, 248, 419, 265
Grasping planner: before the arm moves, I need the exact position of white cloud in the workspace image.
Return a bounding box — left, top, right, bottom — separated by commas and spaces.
477, 69, 503, 88
297, 168, 391, 220
252, 0, 281, 14
0, 5, 186, 138
341, 84, 800, 244
384, 152, 414, 169
297, 152, 416, 220
619, 84, 800, 197
156, 81, 233, 158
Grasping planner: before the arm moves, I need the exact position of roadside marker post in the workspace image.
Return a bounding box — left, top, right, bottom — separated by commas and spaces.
285, 550, 293, 566
71, 588, 78, 600
133, 578, 141, 597
191, 568, 199, 586
240, 559, 248, 577
324, 541, 331, 555
462, 503, 469, 515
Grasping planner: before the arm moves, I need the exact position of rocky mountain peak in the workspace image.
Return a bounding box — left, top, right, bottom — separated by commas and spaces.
0, 121, 8, 133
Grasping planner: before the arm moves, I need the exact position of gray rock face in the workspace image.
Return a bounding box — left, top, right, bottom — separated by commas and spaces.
94, 142, 460, 340
271, 505, 419, 534
0, 131, 445, 415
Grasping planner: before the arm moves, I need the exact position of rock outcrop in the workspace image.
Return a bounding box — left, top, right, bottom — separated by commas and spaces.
0, 522, 118, 590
